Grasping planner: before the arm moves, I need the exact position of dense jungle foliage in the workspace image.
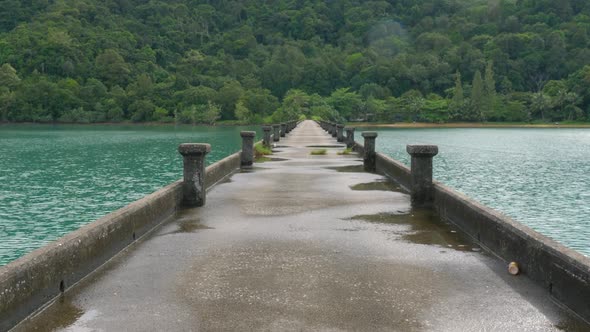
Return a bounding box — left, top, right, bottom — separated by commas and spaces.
1, 0, 590, 124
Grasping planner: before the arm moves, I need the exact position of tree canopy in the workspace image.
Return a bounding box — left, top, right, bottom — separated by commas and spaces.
1, 0, 590, 124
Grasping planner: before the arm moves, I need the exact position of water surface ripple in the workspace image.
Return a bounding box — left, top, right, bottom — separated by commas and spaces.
0, 125, 259, 265
372, 128, 590, 257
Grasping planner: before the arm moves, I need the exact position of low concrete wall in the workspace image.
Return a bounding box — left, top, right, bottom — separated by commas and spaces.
352, 142, 364, 155
0, 151, 243, 331
367, 141, 590, 322
206, 151, 241, 189
375, 152, 411, 191
434, 183, 590, 322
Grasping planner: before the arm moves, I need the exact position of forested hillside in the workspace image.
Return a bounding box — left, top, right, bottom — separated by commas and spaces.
1, 0, 590, 124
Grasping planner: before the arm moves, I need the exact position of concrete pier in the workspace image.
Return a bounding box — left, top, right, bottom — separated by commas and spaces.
273, 124, 280, 142
240, 131, 256, 167
280, 123, 287, 137
178, 143, 210, 207
362, 131, 378, 172
345, 127, 355, 149
336, 124, 344, 142
407, 144, 438, 207
12, 121, 589, 332
262, 126, 272, 147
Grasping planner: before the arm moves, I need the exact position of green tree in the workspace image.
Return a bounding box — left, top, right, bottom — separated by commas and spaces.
530, 92, 551, 121
215, 81, 244, 120
484, 61, 497, 118
0, 63, 20, 122
95, 49, 130, 86
470, 70, 485, 122
234, 101, 252, 123
327, 88, 363, 120
0, 63, 20, 88
449, 71, 464, 120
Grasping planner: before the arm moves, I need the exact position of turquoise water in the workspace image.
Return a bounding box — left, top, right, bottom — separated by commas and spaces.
0, 125, 260, 265
1, 126, 588, 265
371, 128, 590, 257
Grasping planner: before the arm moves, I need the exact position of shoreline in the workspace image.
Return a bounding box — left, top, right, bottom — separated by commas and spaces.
347, 122, 590, 128
2, 121, 590, 129
0, 121, 248, 127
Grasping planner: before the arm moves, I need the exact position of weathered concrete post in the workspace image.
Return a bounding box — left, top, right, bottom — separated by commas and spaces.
178, 143, 211, 207
273, 124, 280, 142
281, 123, 287, 137
331, 123, 338, 138
345, 127, 355, 149
262, 126, 272, 148
361, 132, 378, 172
240, 131, 256, 167
336, 124, 344, 142
406, 145, 439, 207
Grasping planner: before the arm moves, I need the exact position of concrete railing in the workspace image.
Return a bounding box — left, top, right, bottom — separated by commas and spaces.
346, 131, 590, 323
0, 125, 281, 331
0, 179, 183, 331
0, 119, 307, 330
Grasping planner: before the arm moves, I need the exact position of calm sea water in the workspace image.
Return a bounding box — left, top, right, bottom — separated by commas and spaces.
1, 126, 588, 265
370, 127, 590, 257
0, 125, 260, 265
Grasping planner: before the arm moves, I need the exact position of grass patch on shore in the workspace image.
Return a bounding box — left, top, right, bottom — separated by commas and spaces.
338, 148, 353, 155
310, 149, 327, 155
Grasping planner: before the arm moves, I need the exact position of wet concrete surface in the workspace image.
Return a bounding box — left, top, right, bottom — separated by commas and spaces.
14, 121, 590, 331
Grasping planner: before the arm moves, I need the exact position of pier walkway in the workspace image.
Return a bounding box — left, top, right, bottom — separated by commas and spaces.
16, 121, 588, 331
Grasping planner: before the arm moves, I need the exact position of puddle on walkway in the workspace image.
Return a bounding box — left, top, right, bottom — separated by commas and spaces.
306, 145, 345, 148
349, 209, 478, 252
350, 180, 404, 193
165, 210, 215, 234
326, 165, 364, 173
14, 296, 83, 331
174, 218, 214, 233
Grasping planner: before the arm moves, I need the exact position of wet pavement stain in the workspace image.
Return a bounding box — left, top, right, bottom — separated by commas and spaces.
306, 145, 346, 148
554, 316, 590, 331
176, 240, 434, 331
164, 209, 215, 234
173, 219, 214, 233
13, 296, 83, 332
349, 209, 478, 252
326, 165, 365, 173
255, 157, 288, 163
350, 180, 404, 193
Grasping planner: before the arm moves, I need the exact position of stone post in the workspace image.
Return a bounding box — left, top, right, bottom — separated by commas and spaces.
178, 143, 211, 207
361, 132, 378, 172
406, 145, 439, 207
331, 123, 338, 138
336, 124, 344, 142
281, 123, 287, 137
262, 126, 272, 148
273, 124, 280, 142
345, 127, 355, 149
240, 131, 256, 167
